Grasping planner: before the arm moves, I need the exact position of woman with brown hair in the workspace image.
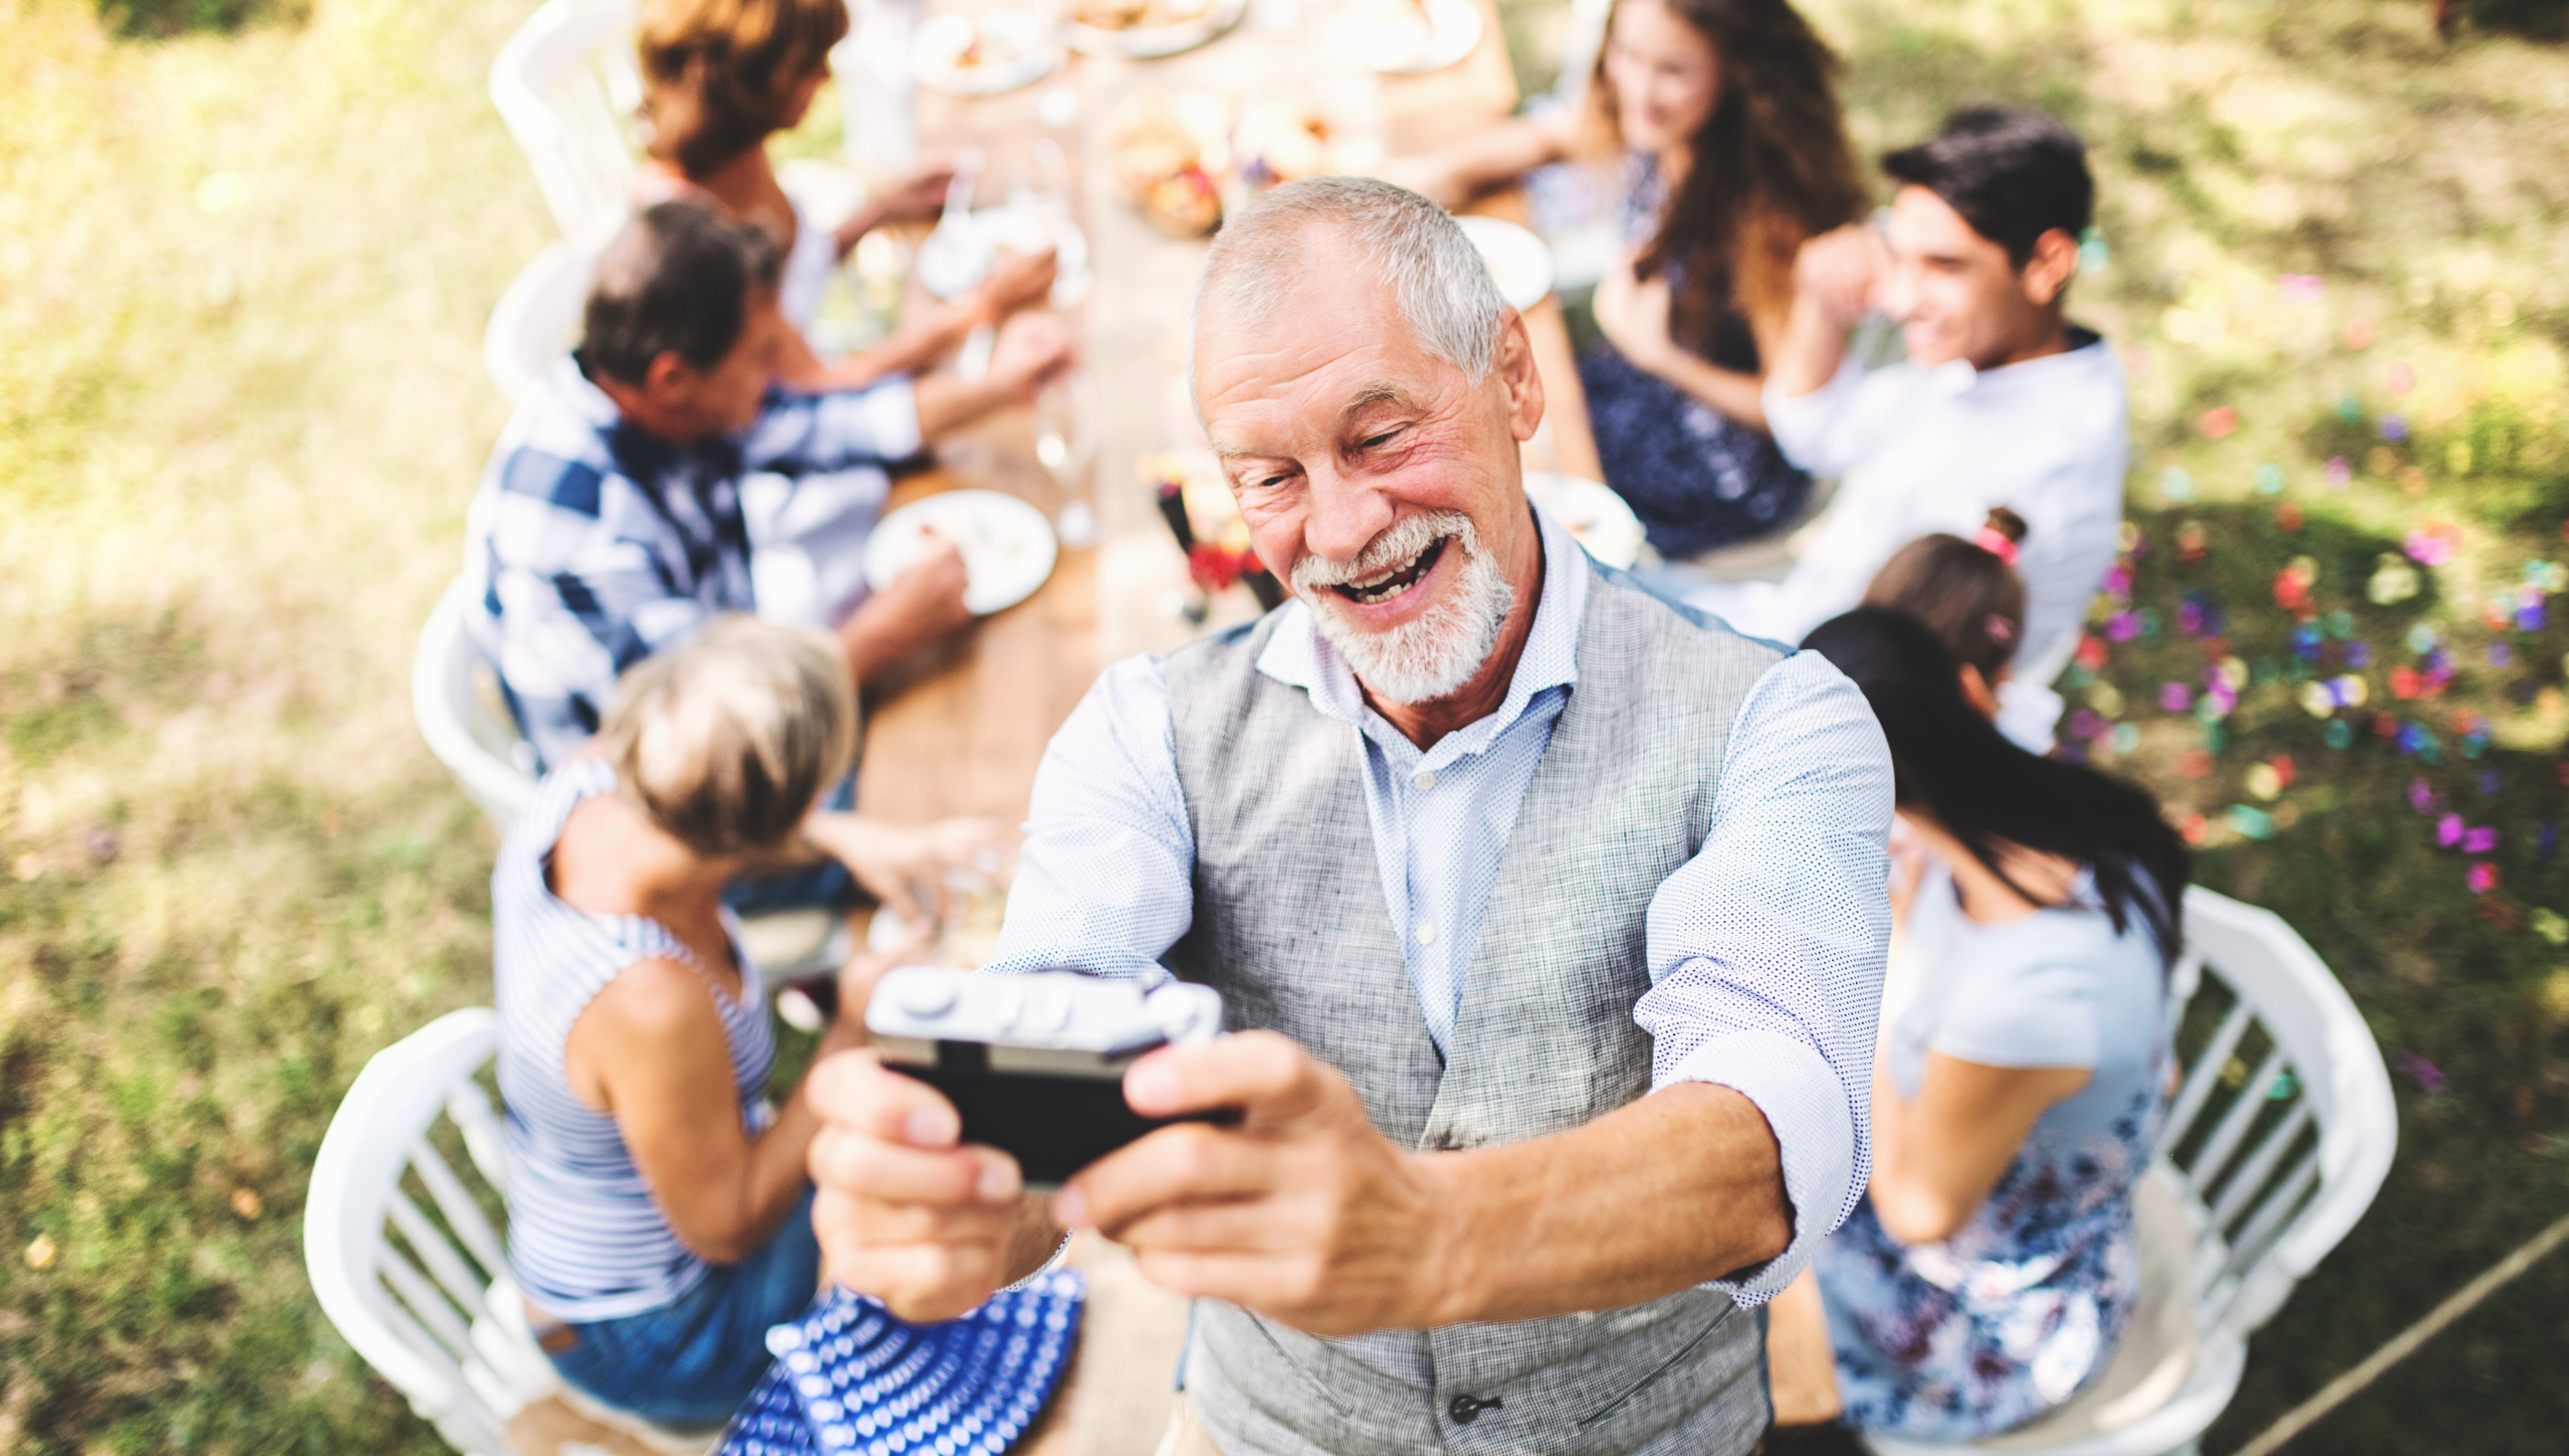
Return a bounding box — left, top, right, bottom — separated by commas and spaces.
635, 0, 1057, 393
1388, 0, 1867, 557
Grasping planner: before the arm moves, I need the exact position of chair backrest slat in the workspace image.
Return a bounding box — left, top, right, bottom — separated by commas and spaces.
445, 1079, 513, 1194
379, 1234, 480, 1361
2182, 1045, 2289, 1200
2207, 1099, 2313, 1232
2218, 1147, 2321, 1294
411, 1135, 510, 1278
388, 1183, 502, 1326
2163, 999, 2252, 1146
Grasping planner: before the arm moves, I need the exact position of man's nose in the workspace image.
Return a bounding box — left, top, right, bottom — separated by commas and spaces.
1300, 462, 1396, 565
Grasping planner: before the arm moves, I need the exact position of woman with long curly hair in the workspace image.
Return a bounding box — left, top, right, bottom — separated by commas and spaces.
635, 0, 1057, 393
1389, 0, 1867, 557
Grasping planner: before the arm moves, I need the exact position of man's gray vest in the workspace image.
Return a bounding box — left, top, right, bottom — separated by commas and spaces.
1161, 558, 1784, 1456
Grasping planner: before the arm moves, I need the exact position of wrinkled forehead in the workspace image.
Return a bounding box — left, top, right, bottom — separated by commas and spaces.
1190, 244, 1443, 422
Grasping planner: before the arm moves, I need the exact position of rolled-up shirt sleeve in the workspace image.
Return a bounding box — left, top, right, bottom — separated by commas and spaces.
985, 653, 1197, 983
1637, 649, 1893, 1305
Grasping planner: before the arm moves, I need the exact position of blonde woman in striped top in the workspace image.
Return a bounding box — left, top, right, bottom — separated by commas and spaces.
494, 616, 1006, 1431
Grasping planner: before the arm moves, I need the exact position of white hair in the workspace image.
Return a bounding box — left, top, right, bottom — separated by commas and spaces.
1188, 177, 1509, 394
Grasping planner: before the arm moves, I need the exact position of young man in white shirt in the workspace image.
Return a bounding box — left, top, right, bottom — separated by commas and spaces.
1693, 107, 2127, 750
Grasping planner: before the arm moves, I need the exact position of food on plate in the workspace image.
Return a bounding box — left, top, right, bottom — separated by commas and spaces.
1231, 96, 1337, 190
1074, 0, 1213, 28
1108, 94, 1229, 236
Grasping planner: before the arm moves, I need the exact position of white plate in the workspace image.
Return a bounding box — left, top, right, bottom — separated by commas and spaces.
864, 490, 1060, 615
1524, 472, 1644, 570
1066, 0, 1249, 58
913, 9, 1064, 96
1338, 0, 1481, 74
1455, 215, 1553, 310
915, 207, 1093, 309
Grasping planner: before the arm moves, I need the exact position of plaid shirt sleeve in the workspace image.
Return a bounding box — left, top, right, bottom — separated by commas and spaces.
744, 378, 922, 473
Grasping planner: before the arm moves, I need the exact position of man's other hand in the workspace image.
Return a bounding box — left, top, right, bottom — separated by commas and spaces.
1793, 223, 1888, 328
806, 1050, 1060, 1322
840, 530, 973, 684
973, 249, 1061, 322
1060, 1030, 1455, 1337
986, 312, 1076, 404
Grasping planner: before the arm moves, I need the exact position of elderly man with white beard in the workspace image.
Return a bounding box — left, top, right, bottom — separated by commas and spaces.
803, 178, 1894, 1456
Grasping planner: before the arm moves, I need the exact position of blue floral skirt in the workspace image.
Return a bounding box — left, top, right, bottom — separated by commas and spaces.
1575, 344, 1810, 560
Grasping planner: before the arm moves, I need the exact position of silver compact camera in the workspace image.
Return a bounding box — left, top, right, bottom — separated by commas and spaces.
866, 968, 1233, 1184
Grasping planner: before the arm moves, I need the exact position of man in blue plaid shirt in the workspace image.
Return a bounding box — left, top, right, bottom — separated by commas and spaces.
464, 200, 1073, 770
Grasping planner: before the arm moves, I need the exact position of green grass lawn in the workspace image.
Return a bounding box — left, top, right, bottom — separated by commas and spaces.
0, 0, 2563, 1451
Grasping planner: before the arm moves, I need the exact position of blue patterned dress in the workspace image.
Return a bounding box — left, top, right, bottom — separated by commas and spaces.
1568, 153, 1811, 559
1816, 862, 2173, 1439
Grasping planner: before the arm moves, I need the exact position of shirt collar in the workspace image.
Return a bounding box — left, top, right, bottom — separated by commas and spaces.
1255, 496, 1589, 761
1928, 328, 2114, 399
550, 353, 743, 482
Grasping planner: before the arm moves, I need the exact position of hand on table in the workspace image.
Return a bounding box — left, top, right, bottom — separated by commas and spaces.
840, 531, 973, 684
1792, 222, 1889, 328
970, 248, 1061, 322
805, 811, 1017, 928
1061, 1031, 1453, 1337
986, 311, 1077, 403
806, 1050, 1062, 1322
1592, 255, 1678, 379
871, 164, 961, 228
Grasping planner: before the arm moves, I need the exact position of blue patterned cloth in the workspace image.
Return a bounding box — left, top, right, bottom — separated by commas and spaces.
462, 355, 919, 769
720, 1273, 1084, 1456
984, 503, 1896, 1305
1816, 863, 2174, 1439
1578, 152, 1809, 559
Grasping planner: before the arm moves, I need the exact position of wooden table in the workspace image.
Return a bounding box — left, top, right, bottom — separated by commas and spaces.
849, 7, 1597, 1450
863, 0, 1601, 805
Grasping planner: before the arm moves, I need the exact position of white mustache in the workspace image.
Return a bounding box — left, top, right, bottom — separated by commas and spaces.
1290, 511, 1474, 592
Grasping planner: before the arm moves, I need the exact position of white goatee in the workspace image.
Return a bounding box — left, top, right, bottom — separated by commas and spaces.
1292, 509, 1515, 706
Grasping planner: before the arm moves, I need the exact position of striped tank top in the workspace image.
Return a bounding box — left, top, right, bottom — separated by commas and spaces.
494, 758, 776, 1322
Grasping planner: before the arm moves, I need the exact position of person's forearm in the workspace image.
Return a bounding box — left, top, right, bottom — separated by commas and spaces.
1416, 1083, 1792, 1325
912, 372, 1016, 440
1648, 352, 1771, 430
838, 590, 917, 685
1767, 293, 1852, 401
1424, 116, 1573, 200
833, 198, 895, 258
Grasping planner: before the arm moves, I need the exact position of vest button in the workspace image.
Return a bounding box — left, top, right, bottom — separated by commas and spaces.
1447, 1394, 1500, 1424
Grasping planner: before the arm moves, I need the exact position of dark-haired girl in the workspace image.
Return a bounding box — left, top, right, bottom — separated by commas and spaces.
1792, 606, 2187, 1439
1388, 0, 1866, 557
1860, 506, 2041, 732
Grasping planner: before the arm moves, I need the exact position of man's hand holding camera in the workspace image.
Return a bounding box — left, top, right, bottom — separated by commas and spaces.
806, 1029, 1462, 1334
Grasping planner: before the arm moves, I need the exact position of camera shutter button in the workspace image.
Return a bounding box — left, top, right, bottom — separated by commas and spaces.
897, 980, 959, 1017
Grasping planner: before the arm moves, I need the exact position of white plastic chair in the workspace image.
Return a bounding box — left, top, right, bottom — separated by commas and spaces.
491, 0, 645, 249
1863, 886, 2398, 1456
304, 1008, 558, 1456
484, 240, 598, 413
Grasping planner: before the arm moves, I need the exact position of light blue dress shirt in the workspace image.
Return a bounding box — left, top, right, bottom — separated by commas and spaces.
989, 505, 1893, 1302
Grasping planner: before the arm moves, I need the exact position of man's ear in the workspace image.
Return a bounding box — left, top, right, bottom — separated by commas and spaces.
1496, 309, 1546, 444
2019, 228, 2079, 310
641, 349, 696, 400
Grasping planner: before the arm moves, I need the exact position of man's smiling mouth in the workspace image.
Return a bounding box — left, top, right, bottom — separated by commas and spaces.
1330, 537, 1448, 605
